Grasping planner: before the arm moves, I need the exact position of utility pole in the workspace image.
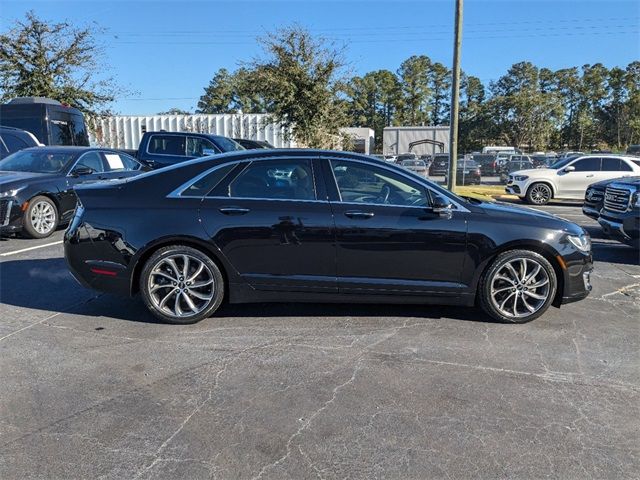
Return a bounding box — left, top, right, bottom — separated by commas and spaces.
447, 0, 463, 192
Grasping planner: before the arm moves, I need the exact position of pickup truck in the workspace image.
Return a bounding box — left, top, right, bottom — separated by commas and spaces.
135, 131, 244, 169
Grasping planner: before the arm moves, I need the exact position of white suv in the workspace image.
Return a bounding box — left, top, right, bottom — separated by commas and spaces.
505, 155, 640, 204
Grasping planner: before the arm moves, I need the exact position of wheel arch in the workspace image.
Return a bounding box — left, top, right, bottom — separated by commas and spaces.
474, 240, 565, 307
130, 236, 230, 297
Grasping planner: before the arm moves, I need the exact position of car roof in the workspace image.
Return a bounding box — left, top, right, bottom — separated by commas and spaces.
20, 146, 125, 154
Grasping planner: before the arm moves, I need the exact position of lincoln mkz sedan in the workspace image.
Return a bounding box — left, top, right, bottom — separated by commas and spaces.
64, 150, 593, 324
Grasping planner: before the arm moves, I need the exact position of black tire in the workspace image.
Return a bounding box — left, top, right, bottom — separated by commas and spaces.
140, 245, 224, 324
22, 195, 59, 239
478, 249, 557, 324
525, 182, 552, 205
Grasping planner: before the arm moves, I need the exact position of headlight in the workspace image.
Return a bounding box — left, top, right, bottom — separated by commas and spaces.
567, 233, 591, 253
513, 175, 529, 181
633, 191, 639, 208
0, 186, 26, 198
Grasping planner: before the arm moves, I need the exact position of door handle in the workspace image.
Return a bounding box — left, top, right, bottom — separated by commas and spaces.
344, 210, 375, 219
219, 206, 250, 215
586, 174, 594, 178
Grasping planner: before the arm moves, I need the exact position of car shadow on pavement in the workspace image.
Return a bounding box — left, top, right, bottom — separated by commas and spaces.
0, 257, 496, 325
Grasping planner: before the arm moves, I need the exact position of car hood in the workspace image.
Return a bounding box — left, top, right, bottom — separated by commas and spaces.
0, 170, 59, 191
588, 175, 640, 190
470, 199, 583, 234
510, 168, 554, 177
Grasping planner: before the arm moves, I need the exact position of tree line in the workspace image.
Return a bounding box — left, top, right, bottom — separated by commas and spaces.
1, 13, 638, 152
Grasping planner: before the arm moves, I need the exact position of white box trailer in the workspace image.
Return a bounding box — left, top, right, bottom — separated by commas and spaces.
88, 114, 296, 150
383, 126, 450, 156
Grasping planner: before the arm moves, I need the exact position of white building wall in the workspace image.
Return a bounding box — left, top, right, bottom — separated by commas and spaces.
89, 114, 297, 149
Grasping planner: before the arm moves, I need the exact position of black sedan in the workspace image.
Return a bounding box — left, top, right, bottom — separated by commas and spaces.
0, 147, 145, 238
65, 149, 593, 325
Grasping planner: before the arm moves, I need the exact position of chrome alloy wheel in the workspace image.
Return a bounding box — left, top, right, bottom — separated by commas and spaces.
147, 254, 215, 318
30, 200, 56, 235
529, 184, 551, 204
489, 257, 550, 319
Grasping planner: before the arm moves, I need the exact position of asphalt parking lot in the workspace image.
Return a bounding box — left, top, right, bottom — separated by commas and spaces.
1, 201, 638, 479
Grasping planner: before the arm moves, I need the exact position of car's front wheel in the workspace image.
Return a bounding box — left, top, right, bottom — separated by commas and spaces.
23, 195, 59, 238
525, 182, 552, 205
479, 250, 557, 323
140, 245, 224, 324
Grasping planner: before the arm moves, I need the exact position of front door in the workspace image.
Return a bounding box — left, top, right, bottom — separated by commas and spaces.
199, 157, 337, 293
325, 159, 468, 295
558, 157, 601, 198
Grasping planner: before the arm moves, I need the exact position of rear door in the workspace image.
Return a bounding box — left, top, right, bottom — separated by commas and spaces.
198, 157, 337, 293
324, 158, 468, 296
144, 134, 189, 168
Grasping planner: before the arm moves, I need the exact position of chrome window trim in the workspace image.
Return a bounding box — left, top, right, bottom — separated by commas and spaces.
324, 156, 470, 212
168, 156, 319, 200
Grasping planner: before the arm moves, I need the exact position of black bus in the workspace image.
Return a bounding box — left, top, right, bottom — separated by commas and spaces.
0, 97, 89, 146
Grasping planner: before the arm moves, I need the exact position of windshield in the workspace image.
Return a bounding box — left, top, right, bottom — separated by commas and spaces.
0, 150, 76, 173
548, 157, 576, 169
213, 136, 245, 152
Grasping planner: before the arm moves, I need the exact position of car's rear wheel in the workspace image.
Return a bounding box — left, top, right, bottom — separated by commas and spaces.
22, 196, 59, 238
525, 183, 552, 205
479, 250, 557, 323
140, 245, 224, 324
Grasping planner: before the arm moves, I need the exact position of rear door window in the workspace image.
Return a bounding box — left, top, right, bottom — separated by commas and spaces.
148, 135, 186, 156
186, 137, 219, 157
103, 152, 141, 171
601, 157, 632, 171
225, 159, 316, 200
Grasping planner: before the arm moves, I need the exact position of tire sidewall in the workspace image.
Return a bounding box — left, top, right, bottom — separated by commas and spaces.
480, 250, 557, 324
23, 196, 59, 239
140, 245, 224, 324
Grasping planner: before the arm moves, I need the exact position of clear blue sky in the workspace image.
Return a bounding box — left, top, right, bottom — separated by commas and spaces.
2, 0, 638, 115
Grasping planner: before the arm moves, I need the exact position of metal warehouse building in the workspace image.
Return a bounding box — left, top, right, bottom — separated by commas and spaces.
89, 114, 296, 150
383, 126, 450, 156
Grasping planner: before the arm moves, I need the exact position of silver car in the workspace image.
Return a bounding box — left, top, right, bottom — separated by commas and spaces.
401, 159, 428, 177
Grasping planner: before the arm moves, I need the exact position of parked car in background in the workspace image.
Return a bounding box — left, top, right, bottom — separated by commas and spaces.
136, 132, 244, 169
232, 138, 275, 149
65, 148, 593, 325
396, 153, 418, 163
418, 154, 433, 166
558, 151, 585, 159
428, 153, 449, 176
505, 154, 640, 205
384, 154, 398, 163
627, 145, 640, 157
0, 97, 89, 146
401, 159, 428, 177
471, 153, 498, 175
531, 155, 549, 168
0, 126, 42, 159
370, 154, 386, 161
499, 157, 535, 183
444, 160, 482, 185
0, 147, 145, 238
597, 177, 640, 248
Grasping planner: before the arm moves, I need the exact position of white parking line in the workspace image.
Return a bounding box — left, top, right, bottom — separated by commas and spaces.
0, 240, 63, 257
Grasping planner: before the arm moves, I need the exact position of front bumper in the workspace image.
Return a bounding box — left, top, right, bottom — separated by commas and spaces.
559, 252, 593, 305
0, 198, 25, 235
581, 204, 601, 220
598, 213, 640, 248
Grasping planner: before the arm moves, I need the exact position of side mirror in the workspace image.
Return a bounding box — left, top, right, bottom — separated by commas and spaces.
70, 166, 93, 176
563, 165, 575, 173
432, 195, 453, 219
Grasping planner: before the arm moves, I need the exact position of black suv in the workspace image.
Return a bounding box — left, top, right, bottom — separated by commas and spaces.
0, 126, 41, 159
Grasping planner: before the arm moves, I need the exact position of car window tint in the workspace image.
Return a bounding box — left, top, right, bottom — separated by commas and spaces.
186, 137, 218, 157
572, 157, 600, 172
148, 135, 186, 155
601, 157, 631, 171
184, 164, 236, 197
331, 161, 429, 207
1, 133, 28, 153
228, 160, 316, 200
75, 152, 104, 173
